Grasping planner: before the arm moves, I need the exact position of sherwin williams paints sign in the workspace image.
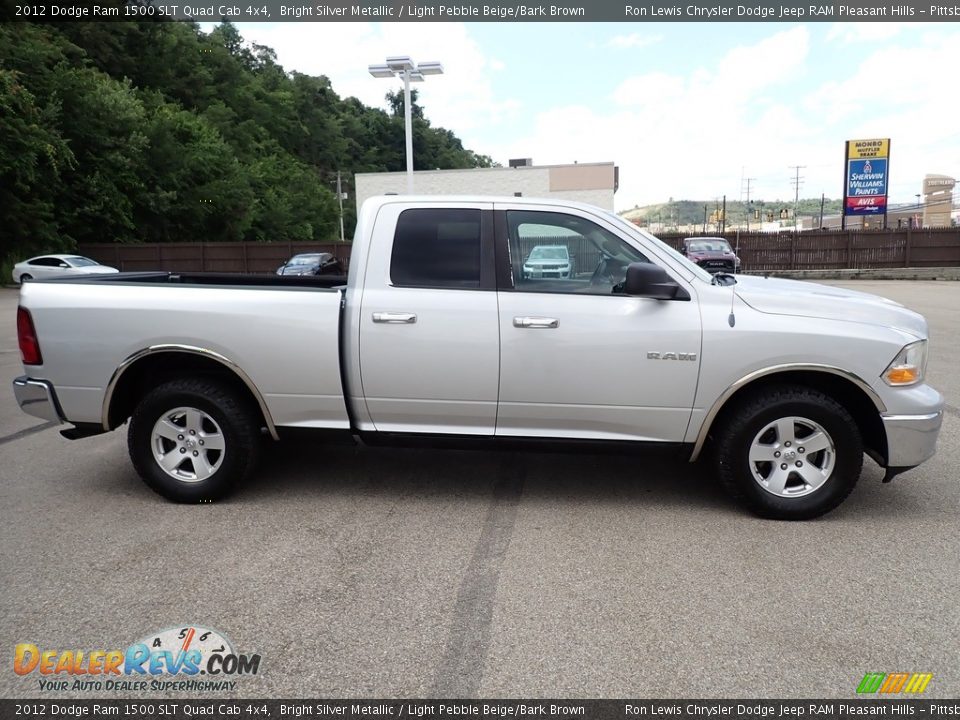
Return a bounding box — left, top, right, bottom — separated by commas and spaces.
844, 138, 890, 216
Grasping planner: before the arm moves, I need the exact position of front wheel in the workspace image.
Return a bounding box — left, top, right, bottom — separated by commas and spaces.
128, 378, 261, 502
714, 386, 863, 520
19, 274, 32, 283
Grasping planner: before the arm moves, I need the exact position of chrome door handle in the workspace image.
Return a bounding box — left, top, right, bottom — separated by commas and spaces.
513, 316, 559, 329
372, 312, 417, 324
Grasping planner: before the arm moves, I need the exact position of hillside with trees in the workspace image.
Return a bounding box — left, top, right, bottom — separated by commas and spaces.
621, 198, 844, 229
0, 20, 493, 272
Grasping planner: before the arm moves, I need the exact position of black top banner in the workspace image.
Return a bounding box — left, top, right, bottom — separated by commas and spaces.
3, 699, 960, 719
5, 0, 960, 21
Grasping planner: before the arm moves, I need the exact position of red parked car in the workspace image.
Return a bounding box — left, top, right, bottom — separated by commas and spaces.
681, 237, 741, 274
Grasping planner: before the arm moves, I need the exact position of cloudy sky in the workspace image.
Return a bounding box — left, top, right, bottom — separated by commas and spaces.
214, 21, 960, 211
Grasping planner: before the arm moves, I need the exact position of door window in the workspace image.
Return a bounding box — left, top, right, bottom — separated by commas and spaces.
390, 209, 482, 289
507, 211, 650, 295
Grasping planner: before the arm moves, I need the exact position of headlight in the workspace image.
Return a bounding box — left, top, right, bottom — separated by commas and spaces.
882, 340, 927, 386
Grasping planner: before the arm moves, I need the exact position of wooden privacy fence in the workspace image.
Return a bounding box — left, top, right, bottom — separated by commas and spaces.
656, 228, 960, 272
79, 228, 960, 275
77, 241, 352, 275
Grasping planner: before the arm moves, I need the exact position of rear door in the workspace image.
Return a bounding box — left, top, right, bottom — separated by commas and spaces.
357, 202, 500, 435
494, 204, 702, 442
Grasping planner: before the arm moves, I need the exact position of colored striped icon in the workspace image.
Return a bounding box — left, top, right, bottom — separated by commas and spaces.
857, 672, 933, 694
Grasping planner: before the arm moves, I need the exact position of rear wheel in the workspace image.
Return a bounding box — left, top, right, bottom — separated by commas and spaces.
714, 386, 863, 520
128, 378, 260, 502
19, 274, 32, 283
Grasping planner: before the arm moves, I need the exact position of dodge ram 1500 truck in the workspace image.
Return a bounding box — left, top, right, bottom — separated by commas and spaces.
13, 196, 944, 519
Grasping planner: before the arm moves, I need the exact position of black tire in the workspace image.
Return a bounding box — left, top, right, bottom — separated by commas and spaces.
128, 378, 260, 502
714, 385, 863, 520
19, 274, 32, 283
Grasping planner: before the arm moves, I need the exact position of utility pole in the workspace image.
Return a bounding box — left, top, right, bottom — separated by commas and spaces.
336, 170, 346, 242
703, 204, 707, 234
743, 177, 756, 232
721, 195, 727, 235
818, 193, 825, 229
789, 165, 805, 232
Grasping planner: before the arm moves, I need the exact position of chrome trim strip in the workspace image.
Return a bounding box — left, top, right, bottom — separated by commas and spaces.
881, 412, 941, 421
689, 363, 887, 462
101, 345, 280, 441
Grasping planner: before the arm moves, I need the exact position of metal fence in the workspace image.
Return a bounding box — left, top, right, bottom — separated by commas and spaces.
79, 228, 960, 275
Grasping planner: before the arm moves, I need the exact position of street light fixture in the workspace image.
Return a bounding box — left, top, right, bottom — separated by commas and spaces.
368, 56, 444, 193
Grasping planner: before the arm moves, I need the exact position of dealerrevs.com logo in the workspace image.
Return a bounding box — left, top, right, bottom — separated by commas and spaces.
14, 625, 261, 692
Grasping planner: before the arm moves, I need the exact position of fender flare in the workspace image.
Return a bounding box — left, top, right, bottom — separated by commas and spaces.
101, 344, 280, 441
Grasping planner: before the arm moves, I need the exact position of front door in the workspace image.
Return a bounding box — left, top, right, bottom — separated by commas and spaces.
494, 206, 702, 442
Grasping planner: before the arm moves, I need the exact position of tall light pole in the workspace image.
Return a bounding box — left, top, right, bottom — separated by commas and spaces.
368, 56, 443, 194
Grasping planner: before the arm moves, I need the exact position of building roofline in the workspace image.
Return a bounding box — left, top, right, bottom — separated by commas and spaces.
355, 162, 615, 178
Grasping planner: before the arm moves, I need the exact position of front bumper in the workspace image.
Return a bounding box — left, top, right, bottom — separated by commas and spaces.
12, 377, 64, 424
882, 410, 942, 468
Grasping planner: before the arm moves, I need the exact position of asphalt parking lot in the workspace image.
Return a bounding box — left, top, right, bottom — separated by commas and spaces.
0, 281, 957, 700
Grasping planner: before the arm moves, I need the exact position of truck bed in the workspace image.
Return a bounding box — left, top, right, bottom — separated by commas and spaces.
18, 274, 351, 434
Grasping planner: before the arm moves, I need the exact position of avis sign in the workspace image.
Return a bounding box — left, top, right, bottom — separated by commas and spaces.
844, 138, 890, 216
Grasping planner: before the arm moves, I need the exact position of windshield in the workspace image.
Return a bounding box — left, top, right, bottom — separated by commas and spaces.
66, 256, 98, 267
688, 239, 732, 253
288, 254, 320, 266
604, 212, 714, 283
529, 247, 567, 260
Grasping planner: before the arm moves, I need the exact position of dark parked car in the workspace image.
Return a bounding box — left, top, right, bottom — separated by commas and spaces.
681, 237, 741, 273
276, 252, 342, 276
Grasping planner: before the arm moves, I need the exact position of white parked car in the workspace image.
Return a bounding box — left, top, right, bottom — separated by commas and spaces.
13, 255, 119, 283
522, 245, 572, 279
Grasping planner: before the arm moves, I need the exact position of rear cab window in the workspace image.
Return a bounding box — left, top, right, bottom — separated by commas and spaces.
390, 208, 491, 289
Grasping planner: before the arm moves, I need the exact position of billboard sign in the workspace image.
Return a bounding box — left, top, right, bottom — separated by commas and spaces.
844, 138, 890, 216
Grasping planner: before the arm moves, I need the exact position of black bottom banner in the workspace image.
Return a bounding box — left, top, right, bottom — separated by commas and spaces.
2, 699, 958, 720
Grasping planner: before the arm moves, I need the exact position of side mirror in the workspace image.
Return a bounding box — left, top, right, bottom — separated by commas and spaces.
58, 262, 70, 268
623, 262, 689, 300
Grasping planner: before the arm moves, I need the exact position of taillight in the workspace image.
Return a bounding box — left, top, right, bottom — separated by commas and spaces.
17, 307, 43, 365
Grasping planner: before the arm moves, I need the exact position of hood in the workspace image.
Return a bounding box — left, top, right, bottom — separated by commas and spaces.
733, 275, 927, 338
689, 250, 735, 259
525, 258, 569, 266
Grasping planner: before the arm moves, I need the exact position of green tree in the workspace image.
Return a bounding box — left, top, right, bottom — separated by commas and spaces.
0, 69, 74, 266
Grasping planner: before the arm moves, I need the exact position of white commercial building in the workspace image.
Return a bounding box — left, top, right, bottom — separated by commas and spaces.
355, 160, 618, 212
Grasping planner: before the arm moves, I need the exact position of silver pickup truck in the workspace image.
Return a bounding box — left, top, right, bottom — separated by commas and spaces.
13, 196, 943, 519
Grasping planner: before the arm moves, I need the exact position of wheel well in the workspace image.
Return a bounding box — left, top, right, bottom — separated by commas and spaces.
709, 370, 888, 465
106, 352, 270, 434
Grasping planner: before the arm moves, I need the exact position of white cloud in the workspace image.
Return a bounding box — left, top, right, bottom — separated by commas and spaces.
605, 33, 662, 50
804, 30, 960, 197
825, 22, 904, 43
490, 24, 960, 208
205, 22, 959, 209
230, 23, 521, 140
